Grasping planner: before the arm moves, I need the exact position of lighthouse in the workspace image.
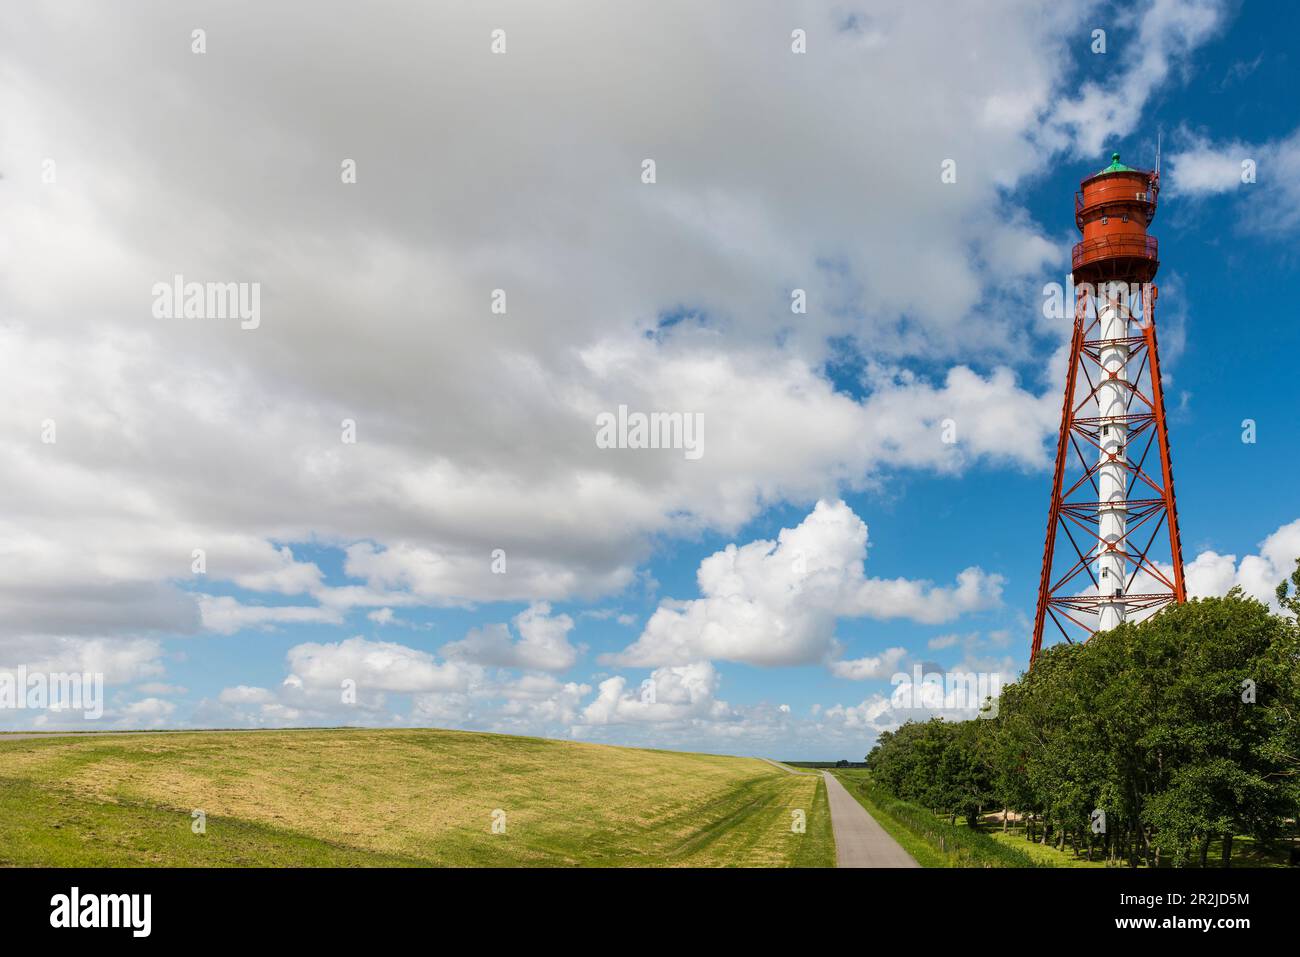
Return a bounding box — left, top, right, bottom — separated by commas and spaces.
1030, 153, 1186, 663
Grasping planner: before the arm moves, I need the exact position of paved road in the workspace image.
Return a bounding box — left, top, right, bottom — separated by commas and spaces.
759, 758, 918, 867
820, 771, 919, 868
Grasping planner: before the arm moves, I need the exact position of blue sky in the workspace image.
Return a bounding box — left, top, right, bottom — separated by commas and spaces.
2, 1, 1298, 757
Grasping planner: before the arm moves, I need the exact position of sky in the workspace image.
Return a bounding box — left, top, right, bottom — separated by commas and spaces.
1, 0, 1297, 758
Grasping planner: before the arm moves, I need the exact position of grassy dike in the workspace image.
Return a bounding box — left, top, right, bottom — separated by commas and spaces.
831, 769, 1041, 868
0, 729, 835, 867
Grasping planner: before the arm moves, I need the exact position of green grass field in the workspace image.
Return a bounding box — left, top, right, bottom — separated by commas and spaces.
0, 729, 834, 867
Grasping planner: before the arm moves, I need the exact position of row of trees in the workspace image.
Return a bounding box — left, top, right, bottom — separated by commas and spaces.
866, 571, 1300, 866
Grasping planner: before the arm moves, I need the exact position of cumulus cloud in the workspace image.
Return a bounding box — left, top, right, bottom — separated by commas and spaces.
820, 653, 1018, 734
0, 0, 1212, 665
0, 635, 164, 683
218, 685, 278, 706
492, 674, 593, 730
201, 645, 742, 745
609, 500, 1002, 668
136, 682, 188, 696
1168, 135, 1257, 195
1046, 0, 1228, 156
115, 697, 177, 728
229, 546, 324, 595
820, 696, 899, 733
819, 689, 983, 735
441, 602, 581, 672
197, 637, 486, 727
1168, 126, 1300, 234
184, 637, 1002, 756
286, 636, 476, 695
198, 596, 344, 635
1185, 518, 1300, 609
828, 648, 909, 680
581, 662, 732, 726
0, 1, 1232, 742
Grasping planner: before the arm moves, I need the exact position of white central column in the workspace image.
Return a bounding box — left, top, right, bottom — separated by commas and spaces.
1096, 285, 1129, 631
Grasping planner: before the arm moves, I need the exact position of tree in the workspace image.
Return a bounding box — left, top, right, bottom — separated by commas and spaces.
859, 585, 1300, 867
1276, 557, 1300, 618
940, 718, 996, 827
1132, 591, 1298, 865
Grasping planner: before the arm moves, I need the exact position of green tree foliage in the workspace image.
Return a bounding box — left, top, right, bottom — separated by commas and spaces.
1277, 557, 1300, 618
866, 718, 996, 826
864, 589, 1300, 866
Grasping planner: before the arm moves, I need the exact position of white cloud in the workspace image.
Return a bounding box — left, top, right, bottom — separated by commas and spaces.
0, 0, 1219, 660
491, 674, 593, 730
1168, 126, 1300, 234
609, 500, 1002, 668
135, 682, 187, 696
821, 696, 898, 732
1168, 136, 1255, 195
180, 632, 1017, 756
195, 637, 488, 728
341, 541, 633, 607
581, 662, 731, 726
218, 685, 277, 705
285, 636, 477, 695
198, 596, 343, 635
116, 697, 176, 727
1046, 0, 1228, 157
230, 546, 324, 595
0, 1, 1233, 745
829, 648, 908, 680
0, 635, 164, 683
820, 655, 1016, 733
441, 602, 581, 672
1186, 518, 1300, 609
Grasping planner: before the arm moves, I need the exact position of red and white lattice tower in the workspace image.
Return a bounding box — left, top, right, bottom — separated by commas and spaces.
1030, 153, 1186, 665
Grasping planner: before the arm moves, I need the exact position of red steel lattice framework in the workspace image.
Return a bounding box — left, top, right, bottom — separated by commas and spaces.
1030, 154, 1186, 664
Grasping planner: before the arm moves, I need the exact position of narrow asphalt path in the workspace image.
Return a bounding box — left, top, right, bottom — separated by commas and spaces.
820, 771, 919, 868
759, 758, 918, 867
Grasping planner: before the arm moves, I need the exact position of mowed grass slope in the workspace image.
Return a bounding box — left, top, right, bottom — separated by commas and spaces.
0, 729, 833, 867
